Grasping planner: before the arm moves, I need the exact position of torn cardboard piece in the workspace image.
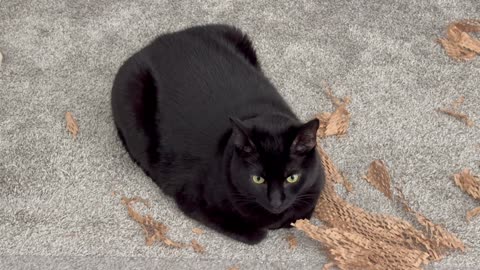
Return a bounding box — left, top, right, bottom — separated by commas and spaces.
395, 189, 465, 255
315, 180, 463, 267
437, 96, 474, 127
322, 262, 335, 270
286, 234, 298, 250
293, 219, 430, 270
192, 228, 205, 235
190, 239, 205, 254
317, 82, 351, 138
467, 207, 480, 222
453, 168, 480, 221
363, 160, 393, 199
438, 19, 480, 61
121, 197, 184, 248
453, 168, 480, 200
317, 145, 353, 192
65, 112, 79, 139
294, 147, 464, 270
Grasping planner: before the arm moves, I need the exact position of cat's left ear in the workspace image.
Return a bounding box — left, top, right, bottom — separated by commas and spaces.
229, 117, 257, 155
291, 119, 319, 155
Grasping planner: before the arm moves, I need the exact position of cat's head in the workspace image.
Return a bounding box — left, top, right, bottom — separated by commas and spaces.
228, 116, 323, 215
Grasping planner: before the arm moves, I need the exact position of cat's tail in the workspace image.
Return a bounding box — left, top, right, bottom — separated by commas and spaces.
111, 55, 159, 172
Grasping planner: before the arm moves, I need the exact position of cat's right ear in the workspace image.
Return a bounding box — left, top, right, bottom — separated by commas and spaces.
229, 117, 256, 155
290, 118, 319, 155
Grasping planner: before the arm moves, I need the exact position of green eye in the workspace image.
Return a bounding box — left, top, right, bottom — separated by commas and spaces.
252, 175, 265, 184
286, 174, 300, 183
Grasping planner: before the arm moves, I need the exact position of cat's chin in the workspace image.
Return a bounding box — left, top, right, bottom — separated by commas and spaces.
267, 208, 286, 215
235, 203, 286, 217
262, 204, 292, 215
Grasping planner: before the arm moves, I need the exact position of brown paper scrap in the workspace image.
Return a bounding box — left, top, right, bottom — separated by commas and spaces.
467, 207, 480, 222
363, 160, 393, 199
192, 228, 205, 235
438, 20, 480, 61
65, 112, 79, 139
453, 168, 480, 221
437, 96, 474, 127
286, 233, 298, 250
190, 239, 205, 254
317, 145, 353, 192
317, 82, 351, 138
121, 197, 184, 248
454, 168, 480, 200
293, 146, 464, 270
395, 189, 465, 255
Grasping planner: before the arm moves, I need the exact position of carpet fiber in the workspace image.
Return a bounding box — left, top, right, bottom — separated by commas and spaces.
1, 0, 479, 269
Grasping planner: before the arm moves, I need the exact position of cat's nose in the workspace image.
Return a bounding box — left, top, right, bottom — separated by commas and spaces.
271, 198, 282, 208
269, 190, 284, 208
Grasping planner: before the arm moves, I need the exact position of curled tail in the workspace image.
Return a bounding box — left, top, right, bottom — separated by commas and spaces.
111, 56, 159, 171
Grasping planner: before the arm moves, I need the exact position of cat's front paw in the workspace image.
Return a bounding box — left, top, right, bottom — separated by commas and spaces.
232, 229, 267, 245
280, 221, 294, 229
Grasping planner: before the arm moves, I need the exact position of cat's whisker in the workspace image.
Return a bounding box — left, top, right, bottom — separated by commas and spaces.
293, 196, 317, 208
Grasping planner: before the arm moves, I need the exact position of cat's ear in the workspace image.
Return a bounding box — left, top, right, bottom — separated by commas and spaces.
229, 117, 256, 155
291, 119, 319, 155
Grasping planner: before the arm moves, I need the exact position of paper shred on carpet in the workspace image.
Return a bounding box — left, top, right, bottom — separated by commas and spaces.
65, 112, 79, 139
293, 146, 465, 270
190, 239, 205, 254
453, 168, 480, 221
121, 196, 184, 248
467, 207, 480, 222
192, 228, 205, 235
316, 145, 353, 192
437, 96, 474, 127
454, 168, 480, 200
362, 160, 393, 199
286, 234, 298, 250
316, 81, 351, 138
395, 188, 465, 255
438, 19, 480, 61
322, 262, 335, 270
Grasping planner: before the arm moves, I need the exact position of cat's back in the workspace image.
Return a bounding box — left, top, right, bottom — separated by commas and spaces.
113, 25, 294, 158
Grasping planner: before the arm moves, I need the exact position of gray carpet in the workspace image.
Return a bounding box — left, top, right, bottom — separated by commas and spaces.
1, 0, 479, 269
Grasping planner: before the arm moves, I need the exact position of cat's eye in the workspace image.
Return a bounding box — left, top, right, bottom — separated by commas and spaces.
286, 174, 300, 183
252, 175, 265, 184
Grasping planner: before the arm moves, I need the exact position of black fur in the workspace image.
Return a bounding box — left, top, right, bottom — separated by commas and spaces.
111, 24, 325, 244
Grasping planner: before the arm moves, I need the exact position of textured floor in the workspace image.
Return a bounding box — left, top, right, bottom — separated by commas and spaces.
1, 0, 479, 269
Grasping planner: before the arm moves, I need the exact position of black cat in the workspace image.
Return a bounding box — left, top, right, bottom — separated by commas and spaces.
111, 24, 325, 244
